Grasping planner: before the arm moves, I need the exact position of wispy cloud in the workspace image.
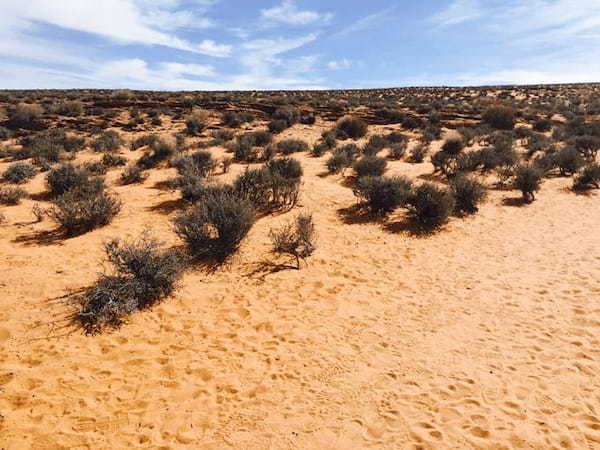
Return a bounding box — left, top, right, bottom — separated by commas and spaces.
260, 0, 332, 26
334, 6, 397, 37
429, 0, 483, 26
0, 0, 227, 56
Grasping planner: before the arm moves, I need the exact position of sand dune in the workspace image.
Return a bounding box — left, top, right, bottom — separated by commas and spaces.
1, 122, 600, 449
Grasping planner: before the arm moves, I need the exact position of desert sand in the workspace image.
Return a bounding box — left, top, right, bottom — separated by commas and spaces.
1, 118, 600, 449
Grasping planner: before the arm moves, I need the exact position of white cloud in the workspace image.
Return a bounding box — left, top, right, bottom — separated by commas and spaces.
429, 0, 483, 26
260, 0, 332, 26
0, 0, 228, 56
327, 59, 352, 70
198, 39, 232, 57
335, 6, 396, 37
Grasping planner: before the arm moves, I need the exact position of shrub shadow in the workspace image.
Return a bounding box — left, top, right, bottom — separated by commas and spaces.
502, 196, 529, 207
12, 228, 66, 246
148, 198, 187, 215
337, 204, 385, 225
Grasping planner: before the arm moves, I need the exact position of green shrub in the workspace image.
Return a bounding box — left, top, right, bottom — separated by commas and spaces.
554, 146, 584, 176
130, 134, 159, 150
0, 186, 27, 205
47, 189, 121, 235
573, 163, 600, 191
353, 175, 412, 214
514, 165, 542, 202
407, 183, 455, 229
172, 150, 216, 178
336, 116, 368, 139
137, 138, 176, 169
571, 135, 600, 162
90, 130, 122, 152
9, 103, 44, 129
277, 139, 309, 155
2, 162, 36, 184
173, 189, 255, 259
354, 155, 387, 177
46, 164, 100, 197
234, 157, 303, 212
482, 105, 516, 130
185, 110, 210, 135
409, 143, 429, 163
450, 175, 487, 214
533, 119, 552, 132
120, 165, 146, 185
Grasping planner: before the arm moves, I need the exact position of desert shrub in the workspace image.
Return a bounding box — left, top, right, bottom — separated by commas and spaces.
172, 150, 216, 178
91, 130, 123, 152
321, 130, 337, 149
311, 141, 329, 157
363, 135, 387, 156
173, 172, 206, 202
573, 163, 600, 191
450, 175, 487, 214
173, 189, 255, 259
533, 119, 552, 132
336, 116, 368, 139
47, 188, 121, 235
402, 115, 423, 130
385, 131, 408, 145
130, 134, 159, 150
441, 138, 464, 155
46, 164, 99, 197
514, 165, 542, 202
354, 155, 387, 177
120, 165, 146, 185
571, 135, 600, 162
388, 141, 408, 160
2, 162, 36, 184
0, 186, 27, 205
271, 107, 301, 129
407, 183, 455, 229
137, 138, 176, 169
185, 110, 210, 135
554, 146, 584, 176
431, 150, 463, 178
261, 145, 278, 161
76, 235, 183, 334
243, 130, 273, 147
54, 100, 84, 117
268, 120, 289, 134
326, 148, 353, 174
353, 175, 412, 214
0, 126, 13, 140
269, 213, 316, 268
101, 153, 127, 167
375, 107, 405, 123
211, 129, 235, 143
234, 157, 302, 212
300, 112, 316, 125
222, 111, 253, 128
9, 103, 44, 128
277, 139, 309, 155
83, 161, 108, 175
409, 143, 429, 163
482, 105, 516, 130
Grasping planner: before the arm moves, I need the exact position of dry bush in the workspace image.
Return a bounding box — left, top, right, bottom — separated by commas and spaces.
185, 110, 210, 135
269, 213, 316, 268
2, 162, 36, 184
407, 183, 455, 229
76, 235, 183, 334
514, 165, 542, 202
0, 186, 27, 205
353, 175, 412, 215
173, 188, 256, 260
335, 116, 368, 139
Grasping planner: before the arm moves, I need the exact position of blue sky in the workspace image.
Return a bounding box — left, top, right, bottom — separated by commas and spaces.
1, 0, 599, 90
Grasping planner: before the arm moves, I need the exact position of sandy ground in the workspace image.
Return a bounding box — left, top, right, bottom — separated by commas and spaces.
1, 122, 600, 449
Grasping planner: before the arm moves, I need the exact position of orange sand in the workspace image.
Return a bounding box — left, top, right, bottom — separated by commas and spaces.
1, 122, 600, 449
